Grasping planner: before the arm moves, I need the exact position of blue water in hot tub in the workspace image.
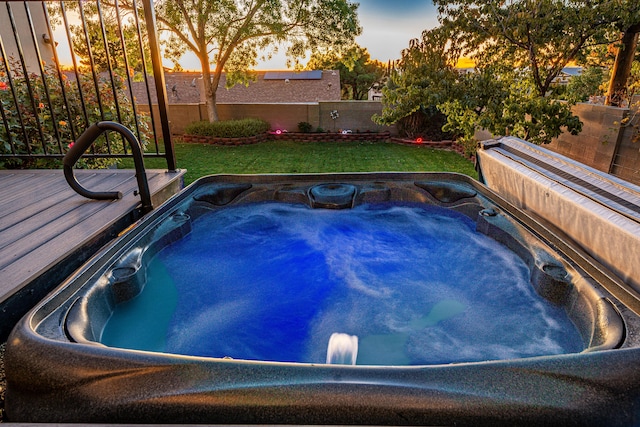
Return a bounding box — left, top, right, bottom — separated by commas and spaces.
101, 202, 583, 365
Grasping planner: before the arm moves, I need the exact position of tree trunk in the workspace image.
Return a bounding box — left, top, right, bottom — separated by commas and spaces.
606, 24, 640, 107
200, 58, 220, 122
206, 86, 219, 122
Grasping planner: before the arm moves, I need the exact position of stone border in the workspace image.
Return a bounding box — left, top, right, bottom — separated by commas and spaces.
182, 131, 392, 145
271, 131, 392, 142
181, 133, 270, 146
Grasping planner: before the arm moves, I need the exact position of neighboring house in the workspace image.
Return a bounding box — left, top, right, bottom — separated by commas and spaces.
452, 66, 582, 85
368, 87, 383, 101
552, 67, 583, 85
131, 70, 341, 104
456, 67, 476, 75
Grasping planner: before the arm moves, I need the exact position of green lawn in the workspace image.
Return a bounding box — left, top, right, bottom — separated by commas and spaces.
124, 140, 477, 185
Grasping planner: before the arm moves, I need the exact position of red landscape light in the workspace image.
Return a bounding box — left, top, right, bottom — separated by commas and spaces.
415, 137, 423, 144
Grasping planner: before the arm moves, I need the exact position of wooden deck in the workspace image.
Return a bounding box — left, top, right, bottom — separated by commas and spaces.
0, 168, 185, 339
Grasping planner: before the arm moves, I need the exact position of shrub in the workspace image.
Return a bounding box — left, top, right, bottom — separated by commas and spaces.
297, 121, 313, 133
555, 66, 607, 103
0, 60, 151, 169
397, 107, 455, 141
185, 118, 270, 138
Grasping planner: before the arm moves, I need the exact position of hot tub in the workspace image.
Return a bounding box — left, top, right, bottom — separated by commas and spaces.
5, 173, 640, 425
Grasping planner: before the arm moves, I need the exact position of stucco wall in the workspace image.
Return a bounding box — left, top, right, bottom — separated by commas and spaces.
609, 110, 640, 185
317, 101, 395, 133
141, 101, 396, 136
216, 103, 321, 132
545, 103, 627, 173
543, 103, 640, 186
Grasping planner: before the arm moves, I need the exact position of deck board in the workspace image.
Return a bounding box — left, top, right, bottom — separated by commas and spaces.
0, 169, 185, 335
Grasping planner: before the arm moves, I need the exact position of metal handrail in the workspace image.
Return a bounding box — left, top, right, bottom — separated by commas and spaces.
63, 121, 153, 215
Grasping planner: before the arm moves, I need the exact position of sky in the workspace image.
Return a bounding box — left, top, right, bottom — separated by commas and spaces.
50, 1, 439, 71
180, 0, 440, 70
352, 0, 439, 65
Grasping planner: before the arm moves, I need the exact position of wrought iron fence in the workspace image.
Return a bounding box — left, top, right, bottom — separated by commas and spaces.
0, 0, 175, 170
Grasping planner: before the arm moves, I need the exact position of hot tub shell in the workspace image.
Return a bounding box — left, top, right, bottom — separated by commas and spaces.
6, 172, 640, 425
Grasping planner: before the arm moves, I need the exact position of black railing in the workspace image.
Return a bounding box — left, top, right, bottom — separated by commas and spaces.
0, 0, 176, 171
64, 121, 153, 214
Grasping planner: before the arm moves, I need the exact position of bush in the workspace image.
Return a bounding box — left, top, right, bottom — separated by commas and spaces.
564, 67, 606, 102
0, 61, 151, 169
297, 121, 313, 133
185, 118, 270, 138
397, 107, 455, 140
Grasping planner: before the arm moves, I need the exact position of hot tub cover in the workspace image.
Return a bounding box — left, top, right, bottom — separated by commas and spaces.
477, 136, 640, 295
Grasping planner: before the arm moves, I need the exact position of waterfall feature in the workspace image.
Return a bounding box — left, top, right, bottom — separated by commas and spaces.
326, 332, 359, 365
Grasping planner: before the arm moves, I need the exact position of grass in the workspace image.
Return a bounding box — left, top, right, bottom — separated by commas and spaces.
123, 140, 477, 185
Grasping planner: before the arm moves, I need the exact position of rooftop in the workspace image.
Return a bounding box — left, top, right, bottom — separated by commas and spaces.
131, 70, 341, 105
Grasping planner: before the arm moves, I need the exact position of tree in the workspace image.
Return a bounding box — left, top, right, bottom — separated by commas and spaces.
606, 22, 640, 106
564, 66, 608, 102
403, 0, 640, 146
305, 45, 386, 100
433, 0, 620, 98
601, 0, 640, 105
434, 0, 640, 106
70, 18, 151, 75
375, 16, 586, 148
373, 29, 463, 138
146, 0, 361, 121
48, 2, 152, 76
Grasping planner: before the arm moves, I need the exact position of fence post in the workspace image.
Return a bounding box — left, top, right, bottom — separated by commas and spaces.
142, 0, 176, 171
